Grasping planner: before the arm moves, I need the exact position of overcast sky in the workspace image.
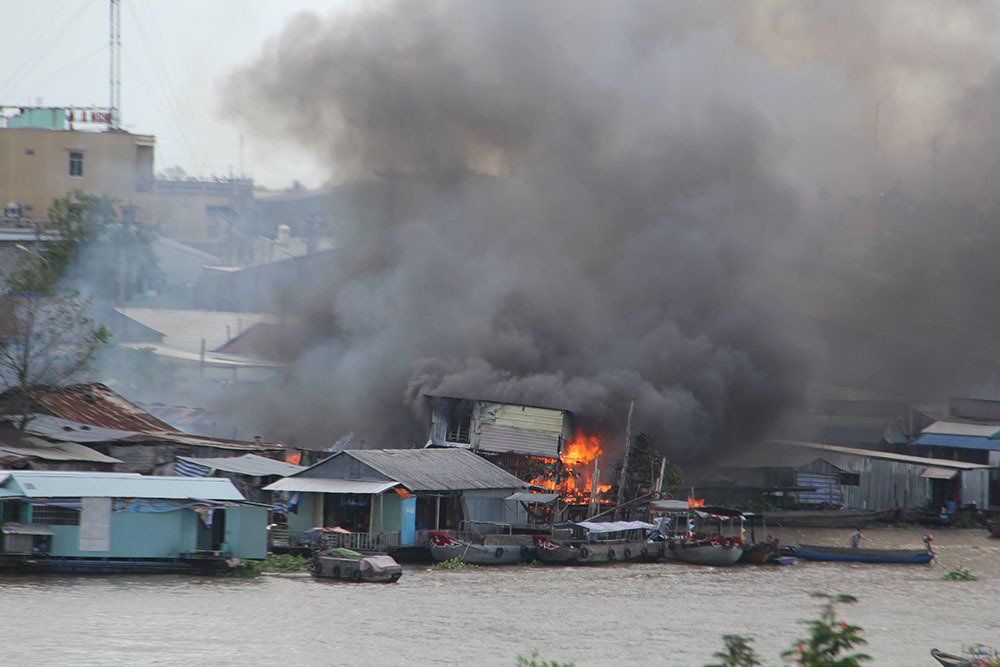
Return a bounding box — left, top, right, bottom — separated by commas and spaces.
1, 0, 341, 189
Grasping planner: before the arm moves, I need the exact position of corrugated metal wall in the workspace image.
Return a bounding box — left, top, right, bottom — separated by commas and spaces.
814, 451, 930, 510
482, 404, 565, 434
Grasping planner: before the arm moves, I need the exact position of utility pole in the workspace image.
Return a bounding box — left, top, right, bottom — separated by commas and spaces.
614, 397, 636, 519
109, 0, 122, 128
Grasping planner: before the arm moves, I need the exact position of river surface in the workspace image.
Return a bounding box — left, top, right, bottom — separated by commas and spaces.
2, 527, 999, 666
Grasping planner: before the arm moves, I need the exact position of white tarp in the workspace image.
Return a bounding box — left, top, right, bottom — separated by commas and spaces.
576, 521, 655, 533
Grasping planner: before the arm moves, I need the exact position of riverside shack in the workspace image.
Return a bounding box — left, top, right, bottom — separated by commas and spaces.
0, 470, 267, 573
264, 448, 527, 551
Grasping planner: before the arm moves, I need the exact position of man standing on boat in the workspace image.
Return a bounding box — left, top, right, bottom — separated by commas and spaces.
850, 527, 863, 548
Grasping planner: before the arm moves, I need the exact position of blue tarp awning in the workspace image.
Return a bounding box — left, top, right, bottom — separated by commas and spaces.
913, 433, 1000, 451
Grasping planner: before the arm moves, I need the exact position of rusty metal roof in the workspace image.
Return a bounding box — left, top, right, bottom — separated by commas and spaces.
27, 384, 175, 432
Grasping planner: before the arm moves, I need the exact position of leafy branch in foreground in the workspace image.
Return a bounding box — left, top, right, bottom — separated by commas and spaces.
782, 593, 870, 666
707, 635, 762, 666
515, 650, 575, 667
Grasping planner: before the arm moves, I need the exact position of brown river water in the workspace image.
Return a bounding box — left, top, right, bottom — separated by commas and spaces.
2, 527, 999, 667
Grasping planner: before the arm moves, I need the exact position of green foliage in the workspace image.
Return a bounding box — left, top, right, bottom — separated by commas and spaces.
515, 650, 575, 667
942, 566, 978, 581
615, 433, 683, 497
262, 553, 311, 573
44, 190, 161, 302
227, 560, 264, 578
781, 593, 870, 666
431, 557, 478, 570
707, 635, 762, 667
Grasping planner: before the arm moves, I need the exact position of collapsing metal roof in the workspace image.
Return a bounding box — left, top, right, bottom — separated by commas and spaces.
0, 432, 122, 464
0, 470, 246, 500
175, 454, 304, 478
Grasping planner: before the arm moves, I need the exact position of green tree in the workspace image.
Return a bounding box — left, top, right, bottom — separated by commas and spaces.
782, 593, 870, 666
43, 190, 160, 302
0, 265, 109, 427
707, 635, 762, 667
615, 433, 683, 497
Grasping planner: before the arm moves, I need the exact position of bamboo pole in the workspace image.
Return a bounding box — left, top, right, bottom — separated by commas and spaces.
614, 397, 636, 520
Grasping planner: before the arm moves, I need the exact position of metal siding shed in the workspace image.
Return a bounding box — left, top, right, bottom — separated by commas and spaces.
0, 471, 245, 500
477, 424, 560, 458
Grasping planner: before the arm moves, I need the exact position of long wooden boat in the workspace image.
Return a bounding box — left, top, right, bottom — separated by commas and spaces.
532, 521, 659, 565
532, 534, 660, 564
428, 531, 533, 565
793, 544, 933, 564
665, 538, 743, 566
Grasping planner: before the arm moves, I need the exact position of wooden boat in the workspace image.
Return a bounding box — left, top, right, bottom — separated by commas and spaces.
532, 521, 659, 565
310, 547, 402, 582
652, 505, 746, 567
428, 531, 534, 565
665, 537, 744, 566
931, 645, 999, 666
793, 543, 933, 564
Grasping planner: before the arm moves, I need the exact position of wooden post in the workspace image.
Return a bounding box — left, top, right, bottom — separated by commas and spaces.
434, 495, 441, 530
614, 397, 636, 520
655, 457, 666, 494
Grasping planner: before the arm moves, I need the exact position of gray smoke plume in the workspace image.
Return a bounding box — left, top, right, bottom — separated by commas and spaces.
217, 1, 1000, 456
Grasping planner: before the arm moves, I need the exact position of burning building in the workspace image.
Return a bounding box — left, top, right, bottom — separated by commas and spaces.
426, 395, 613, 512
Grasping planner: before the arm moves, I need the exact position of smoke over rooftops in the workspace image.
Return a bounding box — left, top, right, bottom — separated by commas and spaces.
215, 1, 1000, 458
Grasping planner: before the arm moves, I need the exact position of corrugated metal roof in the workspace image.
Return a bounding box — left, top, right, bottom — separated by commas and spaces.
780, 440, 993, 468
347, 448, 526, 492
912, 433, 1000, 452
176, 454, 303, 477
21, 415, 140, 443
0, 470, 245, 500
22, 384, 176, 431
921, 421, 1000, 438
478, 424, 560, 458
264, 478, 399, 494
505, 491, 559, 503
0, 435, 121, 463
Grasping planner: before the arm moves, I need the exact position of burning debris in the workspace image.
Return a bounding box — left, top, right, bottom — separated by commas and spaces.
527, 431, 613, 507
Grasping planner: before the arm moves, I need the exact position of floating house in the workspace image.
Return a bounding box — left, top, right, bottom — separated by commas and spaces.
173, 453, 304, 504
0, 470, 267, 573
706, 440, 992, 512
265, 448, 527, 551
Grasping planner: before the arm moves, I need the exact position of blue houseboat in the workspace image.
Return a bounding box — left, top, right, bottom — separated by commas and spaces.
0, 470, 268, 573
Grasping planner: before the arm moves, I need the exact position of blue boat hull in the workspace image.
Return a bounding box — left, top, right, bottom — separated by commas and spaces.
793, 544, 933, 564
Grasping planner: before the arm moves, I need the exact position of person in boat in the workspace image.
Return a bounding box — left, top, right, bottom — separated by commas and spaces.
850, 527, 863, 548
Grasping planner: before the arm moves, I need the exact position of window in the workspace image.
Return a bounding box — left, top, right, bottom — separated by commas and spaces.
68, 150, 84, 177
838, 472, 861, 487
31, 505, 80, 526
447, 414, 473, 444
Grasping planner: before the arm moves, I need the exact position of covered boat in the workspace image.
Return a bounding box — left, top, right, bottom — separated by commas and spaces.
428, 523, 538, 565
651, 505, 746, 567
794, 536, 934, 564
310, 547, 402, 582
533, 521, 659, 565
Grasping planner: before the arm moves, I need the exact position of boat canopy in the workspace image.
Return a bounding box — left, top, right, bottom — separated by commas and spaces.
576, 520, 655, 533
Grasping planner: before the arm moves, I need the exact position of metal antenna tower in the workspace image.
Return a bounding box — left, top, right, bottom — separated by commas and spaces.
109, 0, 122, 128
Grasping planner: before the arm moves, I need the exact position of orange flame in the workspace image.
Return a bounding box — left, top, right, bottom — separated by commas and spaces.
520, 430, 613, 505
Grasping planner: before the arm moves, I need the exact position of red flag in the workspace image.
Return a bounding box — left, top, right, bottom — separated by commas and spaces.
687, 497, 705, 508
394, 487, 413, 500
285, 452, 302, 465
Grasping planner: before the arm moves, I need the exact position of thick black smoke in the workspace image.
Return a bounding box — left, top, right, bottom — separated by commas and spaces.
217, 1, 1000, 456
